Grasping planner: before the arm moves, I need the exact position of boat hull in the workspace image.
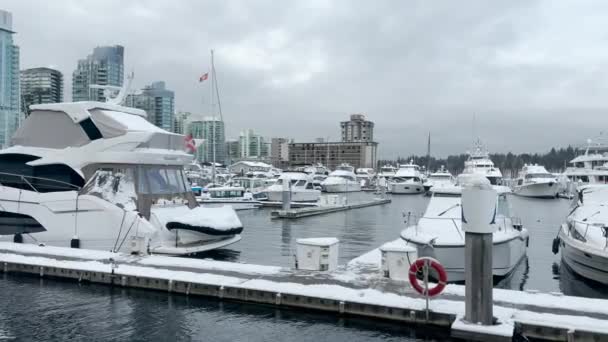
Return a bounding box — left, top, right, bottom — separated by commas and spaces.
265, 190, 320, 203
559, 225, 608, 285
405, 233, 528, 282
513, 182, 559, 198
323, 183, 361, 193
198, 199, 262, 210
390, 182, 424, 194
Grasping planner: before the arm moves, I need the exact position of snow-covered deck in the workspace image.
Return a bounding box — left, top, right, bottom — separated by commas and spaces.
1, 242, 607, 341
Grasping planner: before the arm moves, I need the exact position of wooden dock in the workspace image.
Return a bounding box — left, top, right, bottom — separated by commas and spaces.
271, 198, 391, 219
0, 242, 607, 341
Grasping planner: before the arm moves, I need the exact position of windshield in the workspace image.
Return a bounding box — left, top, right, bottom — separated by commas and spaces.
526, 173, 553, 179
430, 175, 451, 180
138, 167, 188, 195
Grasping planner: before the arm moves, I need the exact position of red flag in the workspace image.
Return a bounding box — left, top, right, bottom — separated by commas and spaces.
199, 73, 209, 82
184, 134, 196, 152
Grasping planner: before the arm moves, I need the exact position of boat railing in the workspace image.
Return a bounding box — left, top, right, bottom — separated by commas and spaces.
0, 172, 81, 193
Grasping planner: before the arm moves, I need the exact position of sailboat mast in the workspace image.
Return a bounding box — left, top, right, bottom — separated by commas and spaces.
210, 49, 216, 182
426, 132, 431, 174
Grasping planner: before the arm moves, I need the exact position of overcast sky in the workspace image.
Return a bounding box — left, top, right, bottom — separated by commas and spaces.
5, 0, 608, 158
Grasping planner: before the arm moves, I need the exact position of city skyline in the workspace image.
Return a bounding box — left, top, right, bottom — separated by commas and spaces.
4, 2, 608, 158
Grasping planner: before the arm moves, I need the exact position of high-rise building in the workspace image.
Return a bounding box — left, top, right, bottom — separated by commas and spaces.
187, 117, 225, 164
125, 81, 174, 131
239, 129, 269, 159
173, 111, 191, 134
341, 114, 374, 142
72, 45, 124, 102
20, 67, 63, 115
225, 139, 240, 164
288, 141, 378, 170
271, 137, 290, 169
0, 10, 20, 147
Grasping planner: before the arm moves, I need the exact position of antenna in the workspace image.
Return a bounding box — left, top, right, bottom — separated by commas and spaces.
89, 71, 134, 105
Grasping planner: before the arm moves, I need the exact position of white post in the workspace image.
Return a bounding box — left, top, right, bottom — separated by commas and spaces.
461, 174, 497, 325
282, 177, 291, 210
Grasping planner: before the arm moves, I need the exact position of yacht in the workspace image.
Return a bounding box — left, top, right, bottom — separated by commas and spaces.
264, 171, 321, 202
424, 166, 455, 193
400, 176, 529, 282
389, 161, 425, 194
462, 140, 510, 193
321, 164, 361, 193
199, 186, 262, 210
512, 164, 559, 198
0, 97, 243, 255
356, 168, 376, 188
557, 185, 608, 284
563, 140, 608, 188
377, 165, 397, 188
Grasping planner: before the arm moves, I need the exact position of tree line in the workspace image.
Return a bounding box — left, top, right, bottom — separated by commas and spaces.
379, 146, 580, 178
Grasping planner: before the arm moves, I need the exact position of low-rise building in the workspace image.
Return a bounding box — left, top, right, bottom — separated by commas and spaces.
229, 161, 273, 175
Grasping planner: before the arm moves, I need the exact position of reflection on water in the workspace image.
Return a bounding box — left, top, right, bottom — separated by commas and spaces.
555, 261, 608, 299
0, 273, 450, 341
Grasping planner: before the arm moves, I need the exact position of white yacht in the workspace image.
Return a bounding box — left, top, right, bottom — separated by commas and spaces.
199, 186, 262, 210
563, 140, 608, 188
424, 166, 455, 193
400, 178, 529, 282
389, 161, 425, 194
356, 168, 376, 188
0, 98, 243, 255
512, 164, 560, 198
264, 171, 321, 202
321, 164, 361, 193
557, 185, 608, 284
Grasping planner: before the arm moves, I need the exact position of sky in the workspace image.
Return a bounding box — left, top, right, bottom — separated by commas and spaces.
4, 0, 608, 158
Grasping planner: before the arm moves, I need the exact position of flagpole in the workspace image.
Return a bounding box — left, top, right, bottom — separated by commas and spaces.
210, 49, 216, 184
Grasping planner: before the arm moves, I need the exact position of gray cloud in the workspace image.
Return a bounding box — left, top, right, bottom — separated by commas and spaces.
5, 0, 608, 158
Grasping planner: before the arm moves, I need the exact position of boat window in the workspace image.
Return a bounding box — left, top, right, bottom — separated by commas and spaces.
295, 180, 307, 187
138, 167, 187, 194
526, 173, 553, 179
306, 182, 314, 189
496, 195, 511, 217
338, 175, 355, 181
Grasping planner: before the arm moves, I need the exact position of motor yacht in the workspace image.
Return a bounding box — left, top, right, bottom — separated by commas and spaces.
512, 164, 559, 198
400, 176, 529, 282
198, 186, 262, 210
563, 139, 608, 190
264, 171, 321, 202
389, 161, 425, 194
356, 168, 376, 188
229, 176, 268, 200
0, 96, 243, 255
321, 163, 361, 193
556, 185, 608, 284
424, 166, 455, 193
377, 165, 397, 188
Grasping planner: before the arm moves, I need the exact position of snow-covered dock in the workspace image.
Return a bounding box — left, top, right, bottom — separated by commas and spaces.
1, 241, 607, 341
271, 198, 391, 219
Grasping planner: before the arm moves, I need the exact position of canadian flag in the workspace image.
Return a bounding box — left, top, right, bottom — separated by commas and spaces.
184, 134, 196, 152
199, 73, 209, 82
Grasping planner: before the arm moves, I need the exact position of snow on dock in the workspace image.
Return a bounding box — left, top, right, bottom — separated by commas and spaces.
271, 198, 391, 219
0, 241, 607, 341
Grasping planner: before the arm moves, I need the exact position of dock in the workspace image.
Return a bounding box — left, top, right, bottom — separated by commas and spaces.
271, 198, 391, 219
1, 241, 607, 341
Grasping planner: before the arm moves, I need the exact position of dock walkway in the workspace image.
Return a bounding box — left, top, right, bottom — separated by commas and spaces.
271, 198, 391, 219
0, 242, 607, 341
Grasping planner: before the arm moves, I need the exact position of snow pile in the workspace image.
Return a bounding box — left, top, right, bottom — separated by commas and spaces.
169, 205, 242, 231
296, 237, 339, 246
81, 170, 137, 211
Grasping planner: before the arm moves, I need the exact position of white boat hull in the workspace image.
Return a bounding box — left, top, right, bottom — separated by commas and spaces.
513, 182, 559, 198
390, 182, 424, 194
559, 225, 608, 284
323, 183, 361, 193
197, 199, 262, 210
406, 233, 529, 282
265, 190, 320, 203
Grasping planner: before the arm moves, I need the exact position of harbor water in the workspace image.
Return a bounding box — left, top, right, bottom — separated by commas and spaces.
1, 193, 607, 341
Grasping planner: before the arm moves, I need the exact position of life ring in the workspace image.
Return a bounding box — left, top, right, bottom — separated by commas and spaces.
408, 257, 447, 297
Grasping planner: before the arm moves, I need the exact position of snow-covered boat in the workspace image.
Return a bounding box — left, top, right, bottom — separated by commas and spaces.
424, 166, 455, 193
389, 161, 425, 194
0, 95, 243, 255
198, 186, 262, 210
557, 185, 608, 284
400, 180, 529, 282
321, 164, 361, 193
264, 171, 321, 202
512, 164, 559, 198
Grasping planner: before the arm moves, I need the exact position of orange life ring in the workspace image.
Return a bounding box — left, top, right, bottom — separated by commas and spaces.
408, 257, 447, 297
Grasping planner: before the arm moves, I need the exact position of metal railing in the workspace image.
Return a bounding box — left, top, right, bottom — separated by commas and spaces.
0, 172, 81, 193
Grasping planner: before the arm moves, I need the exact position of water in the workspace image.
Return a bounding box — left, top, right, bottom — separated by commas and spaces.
1, 192, 607, 341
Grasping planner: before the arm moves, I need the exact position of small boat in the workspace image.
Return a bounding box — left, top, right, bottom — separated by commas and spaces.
198, 186, 262, 210
557, 185, 608, 284
377, 165, 397, 188
356, 168, 376, 188
512, 164, 560, 198
400, 181, 529, 282
389, 161, 425, 194
264, 171, 321, 202
424, 166, 455, 193
321, 164, 361, 193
